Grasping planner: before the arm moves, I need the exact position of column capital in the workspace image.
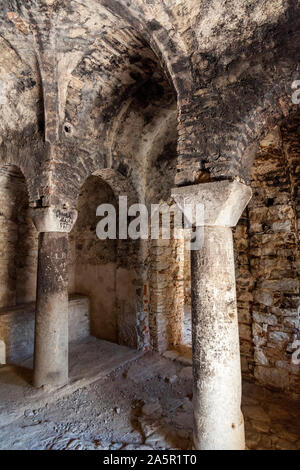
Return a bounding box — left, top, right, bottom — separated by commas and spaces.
171, 180, 252, 228
30, 206, 77, 233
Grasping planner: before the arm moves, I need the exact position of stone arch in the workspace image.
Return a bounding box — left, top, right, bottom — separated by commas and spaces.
0, 163, 38, 365
0, 164, 38, 307
99, 0, 193, 101
58, 44, 178, 208
0, 34, 45, 207
174, 0, 300, 184
69, 168, 148, 350
234, 72, 300, 182
0, 140, 47, 206
0, 35, 43, 145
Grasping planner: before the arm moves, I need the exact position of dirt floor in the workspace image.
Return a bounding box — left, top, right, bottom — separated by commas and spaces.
0, 351, 299, 450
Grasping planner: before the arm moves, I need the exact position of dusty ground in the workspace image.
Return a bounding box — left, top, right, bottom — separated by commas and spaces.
0, 337, 142, 427
0, 351, 299, 450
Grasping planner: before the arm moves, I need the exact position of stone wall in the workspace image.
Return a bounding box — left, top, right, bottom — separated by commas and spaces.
148, 225, 185, 352
234, 122, 300, 396
69, 176, 118, 341
0, 167, 150, 352
0, 295, 89, 365
0, 0, 299, 401
179, 122, 300, 396
0, 2, 299, 207
0, 165, 38, 308
69, 175, 140, 347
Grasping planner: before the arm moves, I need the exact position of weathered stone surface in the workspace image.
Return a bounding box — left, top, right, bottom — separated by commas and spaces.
172, 181, 252, 228
177, 356, 192, 366
162, 350, 180, 361
0, 295, 89, 364
141, 400, 162, 417
234, 123, 300, 395
191, 225, 245, 450
149, 228, 185, 352
1, 351, 299, 451
242, 405, 271, 424
34, 231, 69, 387
31, 207, 78, 233
254, 366, 290, 389
0, 0, 299, 452
178, 367, 193, 380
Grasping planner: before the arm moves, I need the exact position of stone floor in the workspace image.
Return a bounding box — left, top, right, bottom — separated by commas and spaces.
242, 381, 300, 450
0, 337, 142, 427
0, 349, 299, 450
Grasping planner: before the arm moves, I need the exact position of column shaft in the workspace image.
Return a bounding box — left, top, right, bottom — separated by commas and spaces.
34, 232, 69, 387
191, 226, 245, 450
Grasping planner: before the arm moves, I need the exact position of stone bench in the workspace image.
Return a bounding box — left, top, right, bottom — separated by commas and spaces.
0, 295, 89, 364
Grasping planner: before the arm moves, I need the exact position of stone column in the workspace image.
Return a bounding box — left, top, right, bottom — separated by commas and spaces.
172, 181, 252, 450
30, 207, 77, 387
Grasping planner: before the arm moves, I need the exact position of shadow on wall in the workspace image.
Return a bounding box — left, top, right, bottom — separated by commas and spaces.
0, 164, 38, 307
69, 174, 138, 348
0, 164, 38, 364
234, 117, 300, 398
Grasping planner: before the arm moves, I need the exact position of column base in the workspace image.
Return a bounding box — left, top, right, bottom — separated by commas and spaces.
33, 372, 68, 389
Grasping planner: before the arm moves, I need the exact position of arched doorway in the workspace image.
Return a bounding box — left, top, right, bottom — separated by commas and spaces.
0, 164, 38, 365
69, 170, 145, 349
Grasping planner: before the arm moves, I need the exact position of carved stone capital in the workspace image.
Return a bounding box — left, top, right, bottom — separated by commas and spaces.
171, 181, 252, 228
30, 207, 78, 233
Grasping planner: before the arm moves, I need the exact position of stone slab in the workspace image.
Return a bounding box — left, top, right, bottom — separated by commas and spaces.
0, 295, 90, 365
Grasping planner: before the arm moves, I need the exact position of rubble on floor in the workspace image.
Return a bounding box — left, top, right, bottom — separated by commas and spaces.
0, 352, 299, 450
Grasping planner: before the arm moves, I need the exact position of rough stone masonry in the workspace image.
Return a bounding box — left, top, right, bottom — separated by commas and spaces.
0, 0, 299, 451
